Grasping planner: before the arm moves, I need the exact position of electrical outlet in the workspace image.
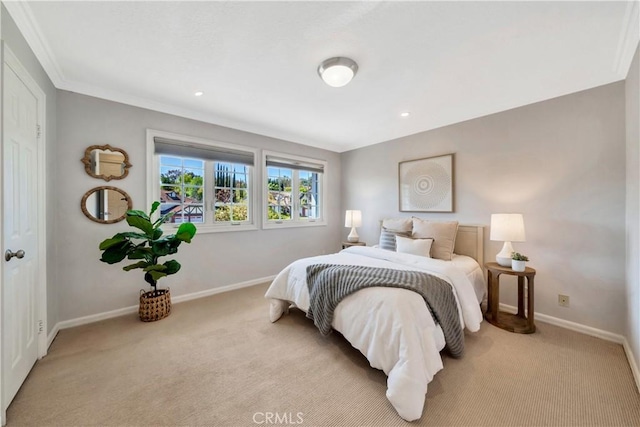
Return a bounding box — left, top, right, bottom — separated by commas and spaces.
558, 294, 570, 307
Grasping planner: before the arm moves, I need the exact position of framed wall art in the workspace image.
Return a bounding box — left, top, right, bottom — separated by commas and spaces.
398, 153, 454, 212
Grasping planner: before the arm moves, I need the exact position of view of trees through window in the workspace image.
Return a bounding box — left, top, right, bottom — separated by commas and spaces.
158, 152, 320, 226
160, 156, 205, 223
267, 166, 319, 221
159, 156, 250, 224
214, 162, 249, 222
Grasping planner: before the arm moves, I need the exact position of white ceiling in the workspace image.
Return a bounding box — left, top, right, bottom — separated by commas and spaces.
5, 1, 639, 153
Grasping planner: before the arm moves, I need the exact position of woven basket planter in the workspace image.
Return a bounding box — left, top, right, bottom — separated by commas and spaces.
139, 288, 171, 322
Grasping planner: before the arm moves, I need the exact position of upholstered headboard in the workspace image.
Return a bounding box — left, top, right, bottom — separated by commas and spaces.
378, 220, 484, 265
454, 225, 484, 266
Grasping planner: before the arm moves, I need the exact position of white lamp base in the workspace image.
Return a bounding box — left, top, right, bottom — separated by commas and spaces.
347, 227, 359, 243
496, 241, 515, 267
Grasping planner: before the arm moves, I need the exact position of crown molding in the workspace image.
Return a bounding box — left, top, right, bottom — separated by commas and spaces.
3, 0, 65, 86
54, 76, 343, 152
614, 0, 640, 78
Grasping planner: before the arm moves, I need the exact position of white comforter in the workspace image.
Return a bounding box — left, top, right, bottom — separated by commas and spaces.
264, 246, 484, 421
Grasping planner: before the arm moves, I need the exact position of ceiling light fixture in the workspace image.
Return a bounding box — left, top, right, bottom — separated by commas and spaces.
194, 91, 204, 97
318, 57, 358, 88
400, 111, 411, 118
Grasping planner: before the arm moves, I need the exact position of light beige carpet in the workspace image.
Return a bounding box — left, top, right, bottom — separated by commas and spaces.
7, 283, 640, 426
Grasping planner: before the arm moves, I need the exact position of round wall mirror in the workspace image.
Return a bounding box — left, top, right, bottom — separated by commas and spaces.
81, 145, 132, 181
81, 186, 132, 224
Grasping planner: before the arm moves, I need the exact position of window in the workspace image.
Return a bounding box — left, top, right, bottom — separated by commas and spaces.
264, 151, 326, 228
159, 156, 205, 223
213, 162, 250, 223
147, 130, 257, 233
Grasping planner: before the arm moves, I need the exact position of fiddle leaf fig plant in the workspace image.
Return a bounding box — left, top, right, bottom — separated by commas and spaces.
98, 201, 197, 291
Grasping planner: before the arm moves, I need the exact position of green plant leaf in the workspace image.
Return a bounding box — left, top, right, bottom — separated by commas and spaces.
163, 260, 181, 275
127, 247, 153, 261
99, 235, 127, 250
154, 211, 175, 227
100, 241, 133, 264
126, 215, 154, 236
123, 261, 149, 271
151, 237, 181, 257
149, 270, 168, 282
149, 201, 160, 217
144, 264, 167, 272
126, 209, 150, 221
152, 228, 163, 240
175, 222, 197, 243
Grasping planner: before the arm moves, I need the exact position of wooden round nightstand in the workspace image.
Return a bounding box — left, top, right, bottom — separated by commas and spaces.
484, 262, 536, 334
341, 241, 366, 249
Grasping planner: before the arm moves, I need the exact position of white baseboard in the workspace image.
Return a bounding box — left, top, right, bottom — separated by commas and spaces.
46, 322, 60, 350
170, 276, 274, 304
498, 303, 625, 343
623, 338, 640, 392
48, 276, 275, 342
499, 303, 640, 393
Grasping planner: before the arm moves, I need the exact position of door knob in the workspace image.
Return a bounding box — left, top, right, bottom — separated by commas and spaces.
5, 249, 25, 262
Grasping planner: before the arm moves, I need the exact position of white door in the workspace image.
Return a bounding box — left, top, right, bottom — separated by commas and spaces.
2, 50, 41, 411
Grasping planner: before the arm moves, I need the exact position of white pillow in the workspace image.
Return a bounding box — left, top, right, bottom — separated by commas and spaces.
411, 218, 459, 261
395, 235, 433, 258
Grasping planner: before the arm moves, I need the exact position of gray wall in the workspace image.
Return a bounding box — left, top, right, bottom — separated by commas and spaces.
2, 0, 635, 345
626, 45, 639, 373
1, 4, 58, 333
56, 91, 341, 321
341, 82, 627, 335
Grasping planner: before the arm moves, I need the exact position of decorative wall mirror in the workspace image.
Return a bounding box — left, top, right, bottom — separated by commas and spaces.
81, 145, 132, 181
81, 186, 132, 224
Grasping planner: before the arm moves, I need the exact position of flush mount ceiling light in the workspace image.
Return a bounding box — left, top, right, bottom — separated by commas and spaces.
318, 57, 358, 88
194, 91, 204, 97
400, 111, 411, 118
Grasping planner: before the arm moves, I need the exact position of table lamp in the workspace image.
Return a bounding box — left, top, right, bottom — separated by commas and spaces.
490, 213, 526, 267
345, 210, 362, 243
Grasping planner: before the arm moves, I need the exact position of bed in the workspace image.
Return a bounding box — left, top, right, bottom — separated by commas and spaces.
264, 220, 486, 421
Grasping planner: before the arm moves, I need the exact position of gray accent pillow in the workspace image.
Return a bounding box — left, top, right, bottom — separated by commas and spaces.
379, 228, 411, 251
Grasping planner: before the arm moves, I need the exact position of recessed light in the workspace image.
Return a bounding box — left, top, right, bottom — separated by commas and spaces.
400, 111, 411, 118
194, 91, 204, 97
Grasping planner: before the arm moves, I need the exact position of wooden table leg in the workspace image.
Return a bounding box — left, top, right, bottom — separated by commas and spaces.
487, 270, 494, 315
527, 276, 535, 331
517, 276, 525, 317
491, 273, 499, 322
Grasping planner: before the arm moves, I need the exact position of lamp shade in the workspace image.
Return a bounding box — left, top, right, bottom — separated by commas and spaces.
345, 210, 362, 228
490, 213, 526, 242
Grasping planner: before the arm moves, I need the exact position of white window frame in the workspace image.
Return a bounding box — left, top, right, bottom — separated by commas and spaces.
262, 150, 327, 229
146, 129, 259, 233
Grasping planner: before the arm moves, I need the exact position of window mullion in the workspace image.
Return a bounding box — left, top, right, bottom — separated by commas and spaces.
292, 171, 299, 222
205, 160, 213, 224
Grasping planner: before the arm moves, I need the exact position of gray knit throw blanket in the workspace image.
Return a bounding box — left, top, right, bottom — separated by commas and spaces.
306, 264, 464, 358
